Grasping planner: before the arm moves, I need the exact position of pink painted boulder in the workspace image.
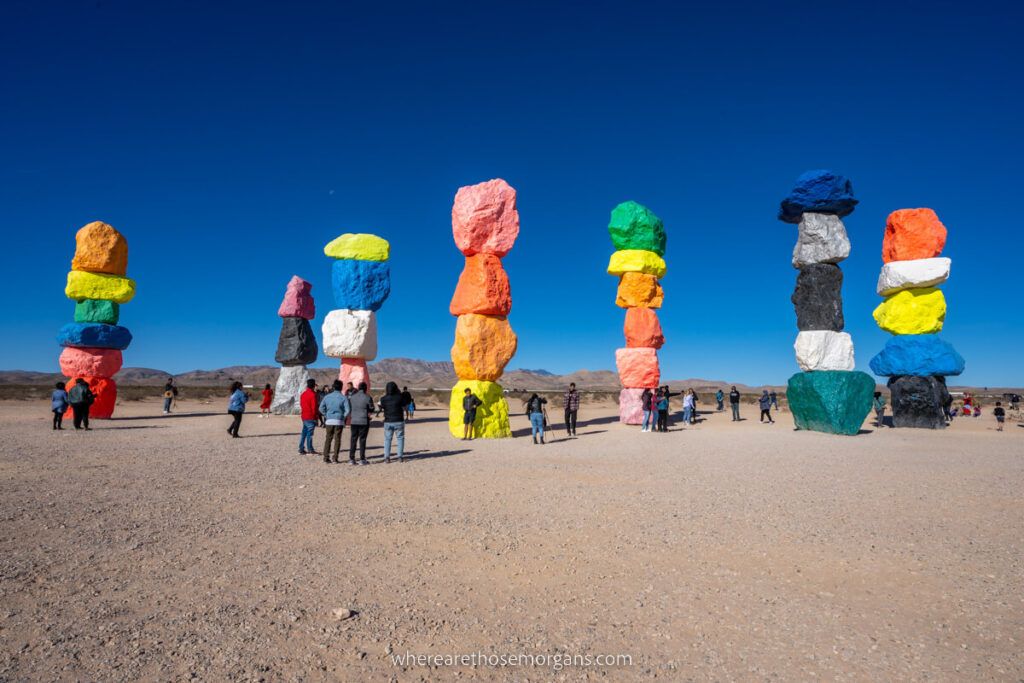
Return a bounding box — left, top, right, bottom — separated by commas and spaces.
278, 276, 315, 320
59, 347, 123, 378
618, 387, 646, 424
615, 347, 660, 388
338, 358, 371, 391
451, 179, 520, 257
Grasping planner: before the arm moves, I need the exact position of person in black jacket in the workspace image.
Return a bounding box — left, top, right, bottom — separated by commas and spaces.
526, 393, 548, 444
378, 382, 407, 462
68, 378, 95, 430
729, 386, 741, 421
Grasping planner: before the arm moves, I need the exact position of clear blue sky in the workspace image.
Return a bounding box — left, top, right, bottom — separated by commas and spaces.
3, 0, 1021, 386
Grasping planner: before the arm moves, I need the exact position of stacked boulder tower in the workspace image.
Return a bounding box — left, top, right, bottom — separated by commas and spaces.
870, 209, 963, 428
447, 179, 519, 438
270, 276, 318, 415
322, 234, 391, 391
778, 171, 873, 435
606, 201, 666, 424
58, 221, 136, 419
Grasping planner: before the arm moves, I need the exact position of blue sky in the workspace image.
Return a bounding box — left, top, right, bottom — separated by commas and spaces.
2, 0, 1021, 386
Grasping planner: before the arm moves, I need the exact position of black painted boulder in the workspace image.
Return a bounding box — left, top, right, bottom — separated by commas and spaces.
887, 375, 949, 429
275, 317, 318, 366
791, 263, 844, 331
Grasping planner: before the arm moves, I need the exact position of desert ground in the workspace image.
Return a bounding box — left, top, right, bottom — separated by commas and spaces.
0, 397, 1021, 681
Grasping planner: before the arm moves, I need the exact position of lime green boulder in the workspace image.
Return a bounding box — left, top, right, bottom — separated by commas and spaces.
74, 299, 119, 325
787, 371, 874, 435
608, 201, 666, 256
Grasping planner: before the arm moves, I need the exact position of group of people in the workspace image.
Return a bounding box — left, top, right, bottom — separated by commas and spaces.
49, 379, 96, 430
228, 380, 415, 464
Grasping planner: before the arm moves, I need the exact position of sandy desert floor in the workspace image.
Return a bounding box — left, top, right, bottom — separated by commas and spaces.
0, 398, 1021, 681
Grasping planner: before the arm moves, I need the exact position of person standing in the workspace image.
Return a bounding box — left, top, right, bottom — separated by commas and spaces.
319, 380, 350, 463
68, 378, 94, 430
769, 390, 778, 411
401, 386, 414, 421
872, 391, 887, 428
298, 379, 319, 455
526, 393, 548, 444
993, 401, 1005, 431
640, 388, 655, 433
563, 383, 580, 437
51, 381, 69, 430
462, 387, 482, 440
682, 390, 695, 426
379, 382, 407, 462
227, 382, 248, 437
715, 389, 724, 411
260, 383, 273, 418
162, 378, 179, 415
758, 390, 774, 424
656, 390, 670, 432
347, 382, 375, 464
729, 386, 741, 421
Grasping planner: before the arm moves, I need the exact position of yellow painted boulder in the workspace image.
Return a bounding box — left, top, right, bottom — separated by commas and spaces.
616, 272, 663, 308
607, 250, 667, 278
71, 221, 128, 275
448, 379, 511, 438
65, 270, 136, 304
451, 314, 517, 381
323, 233, 390, 261
873, 287, 946, 335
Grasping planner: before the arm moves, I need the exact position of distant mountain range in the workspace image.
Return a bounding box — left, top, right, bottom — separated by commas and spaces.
1, 359, 1017, 394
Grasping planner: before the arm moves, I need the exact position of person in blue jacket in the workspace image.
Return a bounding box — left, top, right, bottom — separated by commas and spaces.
51, 381, 69, 430
227, 381, 249, 438
318, 380, 352, 463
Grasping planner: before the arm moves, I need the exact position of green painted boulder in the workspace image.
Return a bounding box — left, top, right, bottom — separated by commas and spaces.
787, 370, 874, 435
74, 299, 119, 325
608, 201, 666, 256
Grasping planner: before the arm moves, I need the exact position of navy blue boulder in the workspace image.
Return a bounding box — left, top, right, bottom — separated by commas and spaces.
869, 335, 965, 377
57, 322, 133, 350
778, 170, 858, 223
331, 259, 391, 312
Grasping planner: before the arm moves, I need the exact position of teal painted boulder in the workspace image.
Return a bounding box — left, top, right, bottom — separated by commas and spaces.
74, 299, 119, 325
608, 201, 666, 256
787, 370, 874, 435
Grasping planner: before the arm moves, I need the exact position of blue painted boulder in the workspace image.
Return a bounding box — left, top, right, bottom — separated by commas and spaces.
57, 322, 133, 350
869, 335, 964, 377
786, 370, 874, 435
778, 170, 858, 224
331, 259, 391, 312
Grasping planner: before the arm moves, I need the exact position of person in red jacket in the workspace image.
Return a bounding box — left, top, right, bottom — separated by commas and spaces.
299, 379, 319, 455
260, 383, 273, 418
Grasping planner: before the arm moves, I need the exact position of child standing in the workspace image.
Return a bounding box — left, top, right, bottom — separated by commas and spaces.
993, 401, 1005, 431
51, 381, 69, 430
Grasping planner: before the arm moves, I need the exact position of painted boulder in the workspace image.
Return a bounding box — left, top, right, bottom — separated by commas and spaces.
624, 308, 665, 349
275, 316, 318, 366
882, 209, 947, 263
74, 299, 119, 325
65, 271, 136, 304
450, 253, 512, 316
451, 314, 518, 381
778, 170, 858, 224
618, 387, 647, 425
338, 358, 371, 391
57, 322, 133, 350
616, 272, 664, 309
607, 250, 667, 279
794, 331, 855, 372
59, 347, 123, 378
451, 179, 520, 257
331, 259, 391, 312
876, 257, 951, 296
786, 370, 874, 435
615, 347, 660, 388
271, 365, 309, 415
791, 263, 844, 331
870, 335, 964, 377
277, 276, 316, 320
608, 201, 666, 256
448, 379, 511, 438
71, 221, 128, 276
873, 288, 946, 335
887, 375, 950, 429
322, 309, 378, 360
792, 213, 850, 267
323, 233, 390, 262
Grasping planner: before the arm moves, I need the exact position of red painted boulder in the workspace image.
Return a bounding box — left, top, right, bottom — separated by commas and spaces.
338, 358, 371, 391
624, 308, 665, 349
451, 179, 519, 257
615, 347, 660, 388
450, 254, 512, 316
59, 347, 123, 378
882, 209, 947, 263
277, 275, 315, 320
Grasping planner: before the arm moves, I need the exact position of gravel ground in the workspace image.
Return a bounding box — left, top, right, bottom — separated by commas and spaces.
0, 399, 1021, 681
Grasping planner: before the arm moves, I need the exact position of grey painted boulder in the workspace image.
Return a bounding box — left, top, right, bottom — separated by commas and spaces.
791, 263, 844, 331
271, 365, 310, 415
887, 375, 949, 429
792, 213, 851, 267
275, 317, 318, 366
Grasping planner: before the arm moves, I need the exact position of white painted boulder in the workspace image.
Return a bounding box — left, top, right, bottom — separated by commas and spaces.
271, 364, 309, 415
322, 309, 378, 360
794, 331, 855, 371
876, 257, 951, 296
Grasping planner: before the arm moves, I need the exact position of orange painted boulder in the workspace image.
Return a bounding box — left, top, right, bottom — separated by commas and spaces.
71, 221, 128, 276
451, 314, 517, 381
59, 347, 123, 378
624, 308, 665, 349
338, 358, 371, 391
616, 272, 664, 308
615, 347, 660, 388
450, 254, 512, 316
65, 377, 117, 419
451, 179, 519, 257
882, 209, 947, 263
